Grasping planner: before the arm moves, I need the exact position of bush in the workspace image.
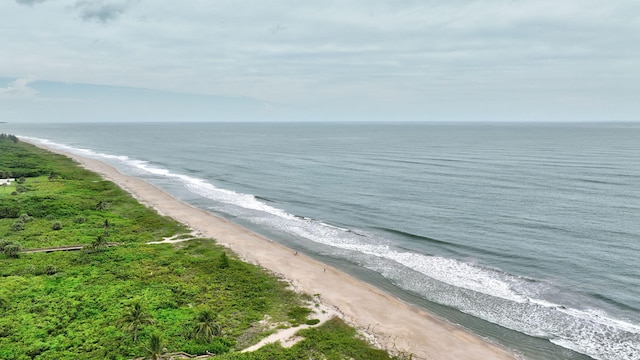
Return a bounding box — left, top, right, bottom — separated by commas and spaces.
181, 337, 233, 355
52, 222, 63, 231
0, 240, 15, 251
0, 206, 19, 219
11, 221, 25, 231
220, 252, 230, 269
288, 306, 311, 325
305, 319, 321, 326
45, 265, 58, 275
3, 243, 22, 258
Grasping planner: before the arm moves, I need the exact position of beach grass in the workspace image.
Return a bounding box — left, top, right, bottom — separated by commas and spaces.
0, 137, 401, 359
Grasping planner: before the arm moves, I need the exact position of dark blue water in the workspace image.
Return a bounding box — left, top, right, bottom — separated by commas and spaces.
3, 122, 639, 360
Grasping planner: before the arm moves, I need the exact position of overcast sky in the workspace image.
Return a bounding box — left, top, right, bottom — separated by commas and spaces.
1, 0, 639, 123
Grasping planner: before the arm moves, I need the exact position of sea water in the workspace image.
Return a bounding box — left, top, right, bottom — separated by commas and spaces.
3, 122, 639, 360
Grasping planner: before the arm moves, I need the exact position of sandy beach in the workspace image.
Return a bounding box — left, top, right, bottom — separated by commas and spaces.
32, 141, 518, 360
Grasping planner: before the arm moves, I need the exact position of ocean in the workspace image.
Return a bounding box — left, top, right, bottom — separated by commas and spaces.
2, 122, 639, 360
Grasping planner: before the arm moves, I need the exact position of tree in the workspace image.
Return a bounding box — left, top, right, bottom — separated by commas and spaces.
145, 333, 165, 360
118, 302, 155, 342
192, 309, 221, 343
91, 234, 108, 252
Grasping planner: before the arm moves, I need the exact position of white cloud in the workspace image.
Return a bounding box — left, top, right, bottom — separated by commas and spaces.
0, 78, 37, 98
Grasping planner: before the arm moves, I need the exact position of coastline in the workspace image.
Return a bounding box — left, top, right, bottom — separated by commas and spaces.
28, 139, 518, 360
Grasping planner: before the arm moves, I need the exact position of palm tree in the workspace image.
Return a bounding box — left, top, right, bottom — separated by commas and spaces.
91, 234, 108, 251
95, 200, 109, 210
118, 302, 155, 342
192, 309, 221, 343
145, 333, 165, 360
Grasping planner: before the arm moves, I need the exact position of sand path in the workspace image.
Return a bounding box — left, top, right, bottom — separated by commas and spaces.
30, 140, 518, 360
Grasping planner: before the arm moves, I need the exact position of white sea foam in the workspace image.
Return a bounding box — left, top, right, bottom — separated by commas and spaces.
24, 136, 297, 221
21, 136, 131, 162
184, 181, 296, 220
550, 330, 640, 360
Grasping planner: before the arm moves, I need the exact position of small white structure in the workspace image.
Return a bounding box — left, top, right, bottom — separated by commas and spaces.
0, 178, 16, 186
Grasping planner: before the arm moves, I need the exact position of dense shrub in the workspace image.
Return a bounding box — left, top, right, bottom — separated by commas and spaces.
44, 264, 58, 275
287, 306, 312, 325
0, 206, 19, 219
305, 319, 321, 325
11, 221, 24, 231
0, 240, 15, 251
3, 243, 21, 258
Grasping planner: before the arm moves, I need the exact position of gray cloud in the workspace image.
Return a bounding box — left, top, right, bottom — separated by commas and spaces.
15, 0, 47, 5
74, 0, 134, 23
1, 0, 639, 122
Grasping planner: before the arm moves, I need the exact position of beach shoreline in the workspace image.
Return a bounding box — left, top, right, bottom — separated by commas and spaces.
28, 139, 518, 360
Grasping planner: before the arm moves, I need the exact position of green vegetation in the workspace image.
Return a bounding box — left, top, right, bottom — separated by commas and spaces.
0, 136, 402, 359
145, 333, 165, 360
0, 139, 185, 249
118, 302, 156, 342
216, 318, 400, 360
192, 309, 222, 343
